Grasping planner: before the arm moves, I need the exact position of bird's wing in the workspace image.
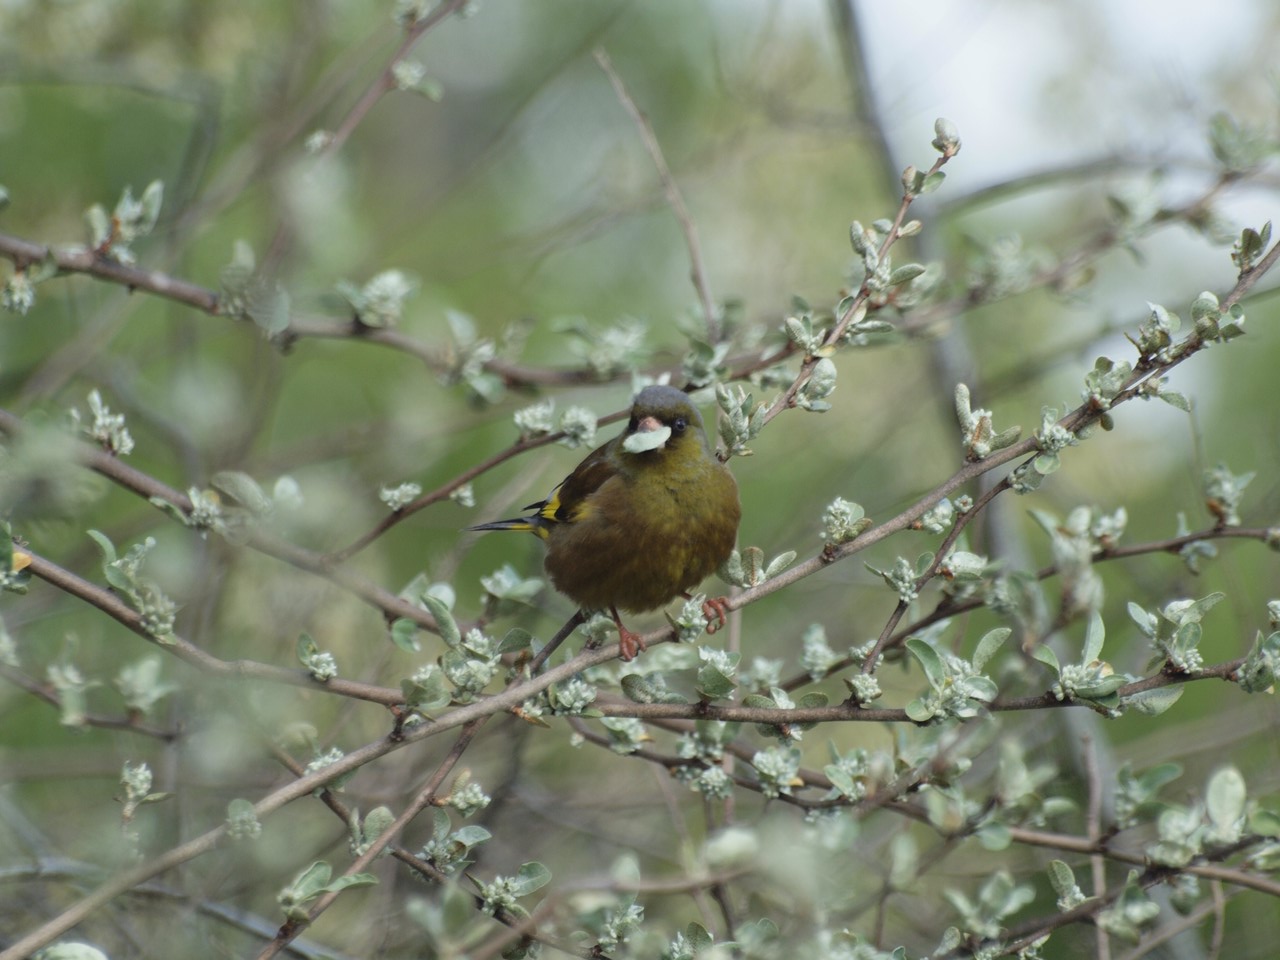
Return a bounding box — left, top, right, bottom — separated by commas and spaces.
534, 450, 615, 525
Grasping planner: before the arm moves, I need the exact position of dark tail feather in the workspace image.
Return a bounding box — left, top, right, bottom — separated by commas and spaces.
466, 517, 535, 533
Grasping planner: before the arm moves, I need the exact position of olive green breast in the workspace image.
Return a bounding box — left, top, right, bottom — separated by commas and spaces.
544, 455, 739, 613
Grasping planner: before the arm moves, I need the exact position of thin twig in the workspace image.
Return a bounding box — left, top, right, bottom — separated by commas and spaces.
255, 719, 486, 959
0, 663, 180, 741
593, 47, 719, 341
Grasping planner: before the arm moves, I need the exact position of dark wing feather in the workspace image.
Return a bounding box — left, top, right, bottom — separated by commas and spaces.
537, 447, 615, 524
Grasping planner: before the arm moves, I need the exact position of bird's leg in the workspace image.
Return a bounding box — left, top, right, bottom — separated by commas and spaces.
610, 606, 646, 661
684, 592, 730, 634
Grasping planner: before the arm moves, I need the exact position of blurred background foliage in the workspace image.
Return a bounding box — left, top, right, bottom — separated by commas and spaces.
2, 0, 1280, 957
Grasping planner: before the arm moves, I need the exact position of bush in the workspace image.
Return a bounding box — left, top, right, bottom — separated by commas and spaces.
2, 4, 1279, 959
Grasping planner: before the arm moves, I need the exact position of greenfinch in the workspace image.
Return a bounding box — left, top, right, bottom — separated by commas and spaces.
470, 385, 740, 660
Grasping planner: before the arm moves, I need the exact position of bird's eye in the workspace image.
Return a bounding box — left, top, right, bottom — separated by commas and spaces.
672, 417, 687, 434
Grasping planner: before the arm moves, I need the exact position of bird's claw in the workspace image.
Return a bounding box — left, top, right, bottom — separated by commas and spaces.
617, 625, 646, 661
701, 596, 730, 634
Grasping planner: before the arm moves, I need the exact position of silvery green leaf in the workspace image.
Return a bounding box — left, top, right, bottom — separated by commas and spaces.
622, 425, 670, 453
906, 638, 945, 689
389, 619, 420, 652
211, 471, 272, 514
423, 595, 461, 649
1124, 686, 1183, 716
137, 180, 164, 232
972, 627, 1011, 672
1206, 766, 1246, 837
1082, 612, 1106, 664
889, 263, 927, 286
510, 861, 552, 896
248, 282, 291, 335
1031, 645, 1061, 675
764, 550, 797, 579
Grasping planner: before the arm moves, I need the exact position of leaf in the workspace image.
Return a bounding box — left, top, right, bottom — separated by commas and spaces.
360, 806, 396, 844
1206, 766, 1246, 830
695, 663, 737, 701
1248, 808, 1280, 838
889, 263, 927, 285
291, 861, 333, 899
86, 528, 118, 566
319, 872, 379, 895
400, 670, 449, 712
764, 550, 797, 579
976, 822, 1011, 851
423, 594, 460, 648
31, 945, 110, 960
1082, 612, 1106, 664
1127, 602, 1157, 637
1047, 860, 1077, 896
452, 825, 492, 847
1124, 686, 1183, 716
905, 698, 935, 723
1031, 645, 1060, 675
622, 425, 671, 453
389, 618, 420, 653
498, 628, 532, 654
211, 470, 271, 513
905, 638, 945, 689
138, 179, 164, 231
972, 627, 1011, 672
921, 170, 947, 194
684, 922, 714, 951
510, 861, 552, 896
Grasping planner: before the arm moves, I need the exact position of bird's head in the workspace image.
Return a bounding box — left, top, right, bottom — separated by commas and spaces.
620, 385, 709, 461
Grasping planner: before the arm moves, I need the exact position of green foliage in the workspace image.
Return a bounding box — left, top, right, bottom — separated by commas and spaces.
2, 5, 1280, 960
276, 860, 378, 922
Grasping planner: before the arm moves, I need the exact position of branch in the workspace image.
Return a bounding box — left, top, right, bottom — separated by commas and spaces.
0, 407, 442, 635
256, 720, 487, 960
321, 0, 472, 157
0, 632, 630, 960
582, 656, 1245, 727
0, 662, 179, 740
21, 549, 403, 705
594, 47, 718, 341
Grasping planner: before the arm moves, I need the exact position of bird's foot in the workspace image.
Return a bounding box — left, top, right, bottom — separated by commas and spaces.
699, 595, 731, 634
611, 607, 646, 661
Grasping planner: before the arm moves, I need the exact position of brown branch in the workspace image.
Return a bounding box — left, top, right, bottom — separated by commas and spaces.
594, 47, 718, 341
321, 0, 471, 157
265, 746, 599, 960
778, 521, 1279, 695
0, 662, 180, 741
755, 151, 953, 432
0, 407, 441, 635
21, 549, 403, 706
256, 719, 487, 960
0, 626, 632, 960
0, 232, 220, 311
581, 656, 1245, 726
325, 409, 626, 563
1002, 826, 1280, 900
0, 232, 605, 392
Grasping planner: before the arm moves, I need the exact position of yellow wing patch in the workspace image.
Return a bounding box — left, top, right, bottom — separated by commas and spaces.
534, 484, 596, 528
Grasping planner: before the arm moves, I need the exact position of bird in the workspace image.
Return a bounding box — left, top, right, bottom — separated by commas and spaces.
468, 384, 740, 660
